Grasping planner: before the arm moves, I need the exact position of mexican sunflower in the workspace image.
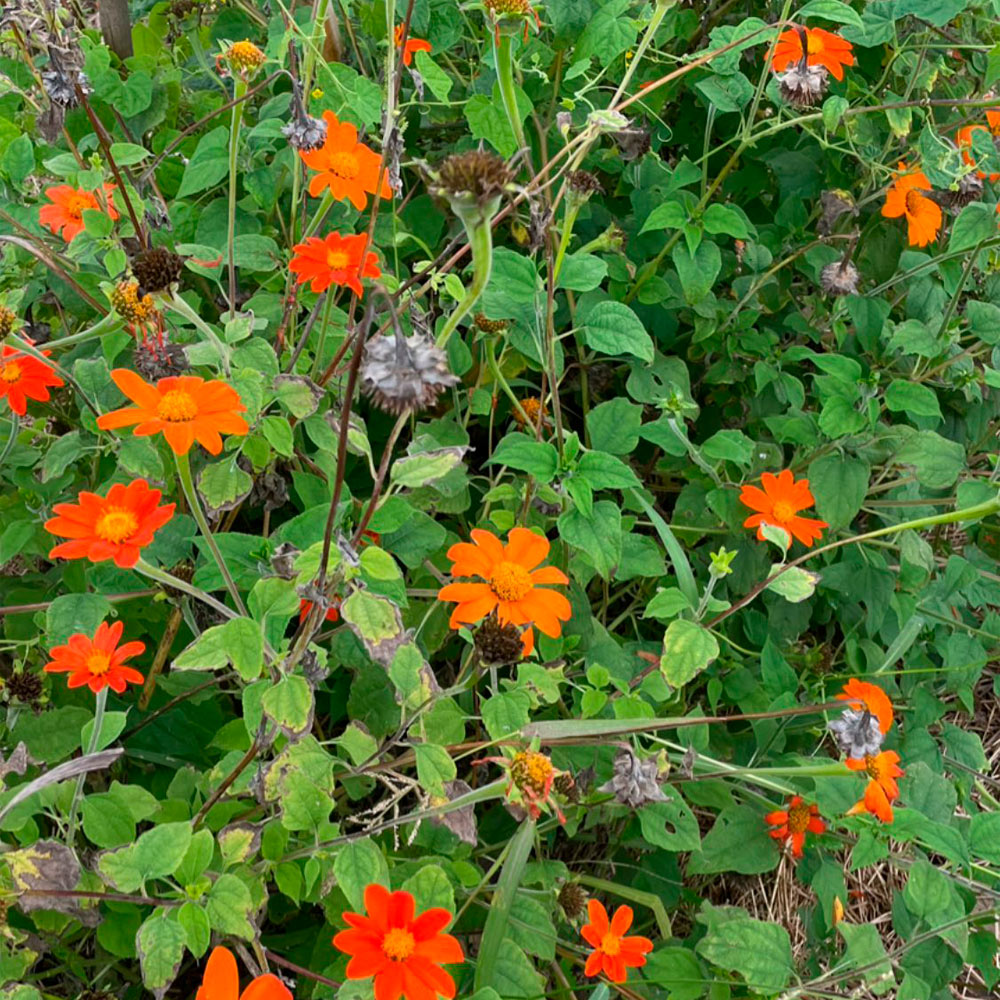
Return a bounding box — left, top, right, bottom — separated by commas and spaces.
333, 883, 465, 1000
43, 621, 145, 695
765, 795, 826, 859
299, 111, 393, 210
195, 945, 292, 1000
45, 478, 175, 569
96, 369, 249, 456
846, 750, 904, 823
580, 900, 653, 983
395, 25, 432, 66
0, 342, 64, 416
300, 598, 340, 623
289, 232, 382, 296
437, 527, 571, 656
770, 26, 855, 81
837, 678, 893, 734
955, 124, 1000, 182
39, 183, 119, 242
739, 469, 828, 548
881, 163, 942, 248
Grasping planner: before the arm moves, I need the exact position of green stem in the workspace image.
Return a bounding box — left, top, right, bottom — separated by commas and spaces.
309, 292, 336, 379
551, 201, 580, 284
165, 291, 231, 375
436, 214, 494, 349
227, 78, 248, 316
493, 30, 527, 154
174, 451, 249, 616
133, 558, 238, 621
485, 339, 532, 425
610, 0, 673, 106
66, 687, 107, 844
16, 313, 122, 352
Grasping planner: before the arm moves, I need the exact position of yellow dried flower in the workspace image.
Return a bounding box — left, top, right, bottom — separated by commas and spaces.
224, 40, 265, 75
110, 281, 156, 325
0, 306, 15, 339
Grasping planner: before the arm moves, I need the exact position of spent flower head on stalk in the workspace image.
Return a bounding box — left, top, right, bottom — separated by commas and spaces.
598, 748, 670, 808
360, 326, 459, 415
131, 247, 185, 294
432, 150, 513, 225
820, 258, 860, 296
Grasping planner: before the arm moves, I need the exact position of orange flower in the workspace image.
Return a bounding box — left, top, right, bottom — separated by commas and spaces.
299, 112, 393, 210
46, 478, 175, 569
289, 232, 382, 296
770, 26, 855, 81
474, 748, 566, 823
39, 184, 119, 242
739, 469, 828, 548
955, 124, 1000, 182
195, 945, 292, 1000
846, 750, 904, 823
881, 163, 941, 248
43, 621, 145, 695
580, 900, 653, 983
333, 883, 464, 1000
96, 369, 249, 456
988, 109, 1000, 135
0, 342, 64, 416
394, 25, 432, 66
765, 795, 826, 859
437, 527, 571, 656
300, 598, 340, 623
837, 678, 893, 734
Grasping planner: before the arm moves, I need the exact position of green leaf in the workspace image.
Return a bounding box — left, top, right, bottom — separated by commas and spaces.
109, 142, 151, 165
576, 451, 640, 490
173, 618, 265, 682
638, 797, 701, 851
557, 252, 608, 291
464, 84, 531, 157
639, 200, 688, 235
660, 620, 719, 688
695, 72, 754, 112
807, 453, 869, 531
178, 901, 212, 958
885, 380, 942, 420
45, 594, 114, 646
262, 676, 314, 738
895, 431, 966, 488
586, 398, 642, 455
969, 813, 1000, 863
766, 566, 820, 603
488, 433, 559, 482
414, 50, 453, 100
205, 873, 255, 938
696, 903, 793, 993
643, 587, 693, 621
702, 203, 751, 238
10, 705, 90, 763
198, 456, 253, 513
837, 922, 895, 994
688, 805, 778, 875
332, 838, 388, 911
137, 913, 186, 998
402, 864, 455, 914
41, 431, 84, 482
391, 448, 466, 487
176, 127, 230, 198
798, 0, 865, 27
414, 743, 457, 796
582, 301, 654, 362
508, 892, 557, 961
672, 240, 722, 304
558, 501, 622, 578
99, 822, 193, 892
3, 133, 34, 186
482, 689, 532, 739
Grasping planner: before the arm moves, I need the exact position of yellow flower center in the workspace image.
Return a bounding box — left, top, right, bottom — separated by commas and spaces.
382, 928, 416, 961
787, 801, 812, 834
95, 508, 139, 544
600, 933, 621, 956
510, 750, 554, 795
904, 189, 926, 216
85, 651, 112, 676
489, 561, 533, 601
227, 40, 265, 70
65, 193, 92, 219
328, 151, 360, 180
157, 389, 198, 422
805, 32, 822, 55
771, 500, 795, 523
864, 754, 881, 780
0, 360, 22, 384
327, 249, 351, 270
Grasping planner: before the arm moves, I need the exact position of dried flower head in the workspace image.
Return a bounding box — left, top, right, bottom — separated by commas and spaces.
0, 306, 15, 339
41, 56, 91, 108
474, 614, 525, 665
282, 112, 328, 153
473, 313, 509, 334
484, 0, 532, 15
131, 247, 184, 294
777, 63, 829, 107
514, 396, 547, 429
111, 281, 156, 325
270, 541, 300, 580
434, 150, 513, 206
598, 749, 669, 808
360, 329, 459, 415
132, 341, 189, 382
558, 882, 588, 920
568, 170, 604, 197
6, 670, 43, 706
820, 259, 860, 296
828, 706, 884, 759
248, 468, 289, 512
932, 171, 984, 211
613, 127, 651, 161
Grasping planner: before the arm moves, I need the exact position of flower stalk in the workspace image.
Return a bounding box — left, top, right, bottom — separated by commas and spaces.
492, 29, 527, 154
66, 686, 107, 844
435, 214, 494, 349
227, 77, 248, 316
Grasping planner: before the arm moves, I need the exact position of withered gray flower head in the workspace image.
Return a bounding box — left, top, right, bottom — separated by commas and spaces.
777, 63, 829, 108
598, 749, 668, 809
931, 171, 983, 211
360, 329, 459, 415
434, 150, 513, 205
42, 67, 90, 108
828, 707, 883, 759
820, 259, 860, 296
818, 190, 857, 236
282, 113, 328, 153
